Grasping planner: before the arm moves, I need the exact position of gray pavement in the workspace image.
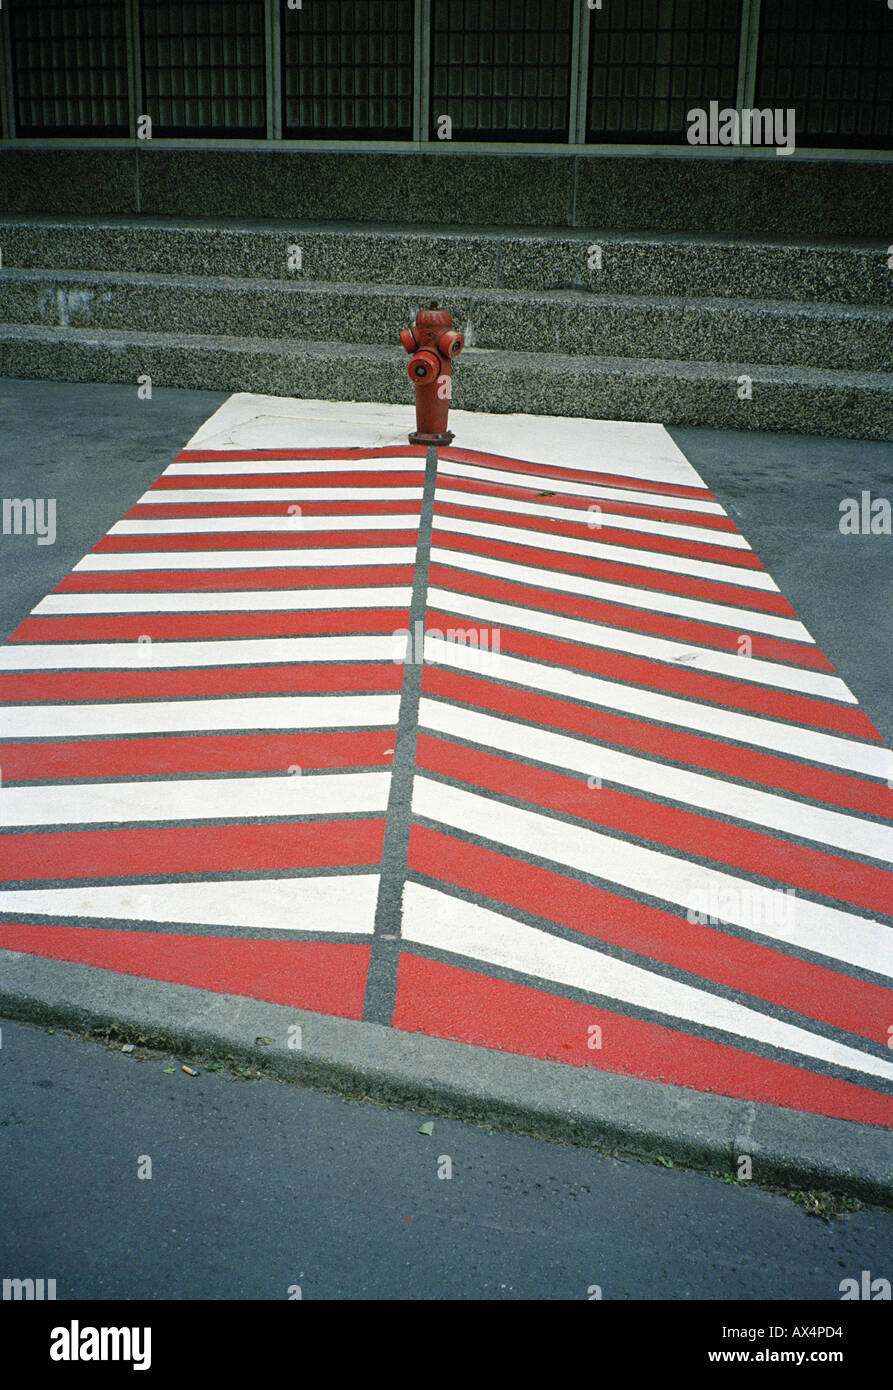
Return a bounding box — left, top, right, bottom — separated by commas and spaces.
1, 1014, 891, 1301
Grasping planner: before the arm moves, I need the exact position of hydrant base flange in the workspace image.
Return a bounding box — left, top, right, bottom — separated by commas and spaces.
408, 428, 454, 447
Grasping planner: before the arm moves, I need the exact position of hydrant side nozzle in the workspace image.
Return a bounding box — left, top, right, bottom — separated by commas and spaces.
399, 327, 417, 355
437, 329, 464, 358
406, 349, 440, 386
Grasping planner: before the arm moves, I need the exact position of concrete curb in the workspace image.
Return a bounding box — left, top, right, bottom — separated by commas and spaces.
1, 949, 890, 1206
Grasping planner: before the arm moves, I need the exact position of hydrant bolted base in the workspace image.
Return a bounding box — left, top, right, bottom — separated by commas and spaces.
408, 428, 454, 447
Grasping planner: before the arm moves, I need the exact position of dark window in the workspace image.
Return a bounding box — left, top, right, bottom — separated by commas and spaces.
587, 0, 743, 143
755, 0, 893, 149
11, 0, 129, 137
282, 0, 414, 139
140, 0, 266, 137
430, 0, 573, 142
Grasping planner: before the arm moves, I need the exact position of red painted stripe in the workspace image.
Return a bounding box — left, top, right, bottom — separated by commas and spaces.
392, 953, 893, 1127
431, 531, 794, 614
416, 734, 893, 917
408, 825, 891, 1045
438, 473, 736, 530
56, 566, 414, 592
419, 668, 893, 819
151, 471, 423, 490
0, 663, 403, 702
7, 610, 409, 642
94, 530, 419, 552
127, 501, 423, 519
428, 563, 832, 671
175, 446, 426, 462
0, 731, 396, 782
425, 610, 877, 740
0, 924, 371, 1018
435, 501, 762, 568
0, 819, 385, 882
437, 446, 717, 499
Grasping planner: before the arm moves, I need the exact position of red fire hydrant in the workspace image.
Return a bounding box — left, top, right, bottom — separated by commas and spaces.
400, 302, 463, 446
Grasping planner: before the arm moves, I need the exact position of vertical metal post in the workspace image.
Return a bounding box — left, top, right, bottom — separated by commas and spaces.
266, 0, 282, 140
125, 0, 143, 136
736, 0, 762, 122
569, 0, 592, 144
414, 0, 430, 145
1, 0, 18, 139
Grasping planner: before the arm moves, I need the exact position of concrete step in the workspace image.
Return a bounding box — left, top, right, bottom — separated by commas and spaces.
3, 268, 889, 374
1, 215, 890, 305
2, 322, 890, 440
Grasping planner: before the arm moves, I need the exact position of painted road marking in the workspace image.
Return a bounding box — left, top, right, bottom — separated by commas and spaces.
401, 882, 893, 1084
1, 414, 890, 1130
427, 549, 814, 640
417, 700, 893, 861
410, 776, 893, 979
0, 874, 379, 933
0, 771, 390, 826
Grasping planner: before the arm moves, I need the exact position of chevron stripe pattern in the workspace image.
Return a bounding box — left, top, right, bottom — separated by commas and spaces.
0, 444, 427, 1018
1, 415, 891, 1129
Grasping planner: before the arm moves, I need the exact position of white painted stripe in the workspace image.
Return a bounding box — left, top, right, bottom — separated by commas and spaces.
76, 547, 416, 571
32, 588, 412, 614
0, 636, 401, 670
0, 874, 379, 933
139, 487, 424, 503
403, 881, 893, 1082
426, 589, 852, 701
0, 694, 399, 738
437, 485, 747, 548
433, 514, 778, 591
425, 643, 893, 781
420, 699, 893, 863
411, 781, 893, 981
0, 771, 389, 826
166, 458, 423, 475
111, 514, 422, 534
429, 546, 814, 642
437, 460, 725, 514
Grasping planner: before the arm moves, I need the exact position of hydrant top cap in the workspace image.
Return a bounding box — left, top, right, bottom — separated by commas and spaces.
415, 306, 452, 328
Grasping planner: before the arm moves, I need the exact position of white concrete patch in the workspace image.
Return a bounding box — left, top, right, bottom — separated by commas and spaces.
402, 881, 893, 1082
181, 394, 707, 489
0, 874, 380, 933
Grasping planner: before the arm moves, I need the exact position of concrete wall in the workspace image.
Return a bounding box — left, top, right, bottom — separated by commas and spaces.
1, 148, 891, 237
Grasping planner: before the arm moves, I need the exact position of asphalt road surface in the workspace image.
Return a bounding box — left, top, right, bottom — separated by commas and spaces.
1, 1016, 891, 1301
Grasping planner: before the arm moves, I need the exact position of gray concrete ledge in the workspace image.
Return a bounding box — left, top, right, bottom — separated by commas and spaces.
2, 324, 890, 439
0, 949, 890, 1206
2, 148, 891, 238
